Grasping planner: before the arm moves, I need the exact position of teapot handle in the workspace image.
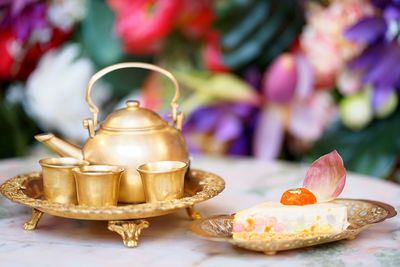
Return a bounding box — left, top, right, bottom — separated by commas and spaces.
85, 62, 182, 134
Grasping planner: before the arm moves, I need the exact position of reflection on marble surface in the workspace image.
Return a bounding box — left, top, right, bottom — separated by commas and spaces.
0, 155, 399, 267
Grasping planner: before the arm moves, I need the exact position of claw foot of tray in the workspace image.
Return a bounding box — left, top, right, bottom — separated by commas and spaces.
23, 209, 43, 230
108, 220, 149, 248
186, 206, 202, 220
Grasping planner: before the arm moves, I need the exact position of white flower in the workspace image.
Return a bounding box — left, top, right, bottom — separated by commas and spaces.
48, 0, 87, 31
24, 43, 110, 142
6, 83, 25, 104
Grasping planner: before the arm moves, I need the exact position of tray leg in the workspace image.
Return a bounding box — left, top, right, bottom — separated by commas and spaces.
186, 206, 202, 220
108, 220, 149, 248
23, 209, 43, 230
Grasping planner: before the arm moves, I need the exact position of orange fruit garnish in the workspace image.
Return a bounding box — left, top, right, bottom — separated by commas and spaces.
280, 187, 317, 205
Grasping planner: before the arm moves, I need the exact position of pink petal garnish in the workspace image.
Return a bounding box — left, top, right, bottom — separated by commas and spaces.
303, 150, 346, 202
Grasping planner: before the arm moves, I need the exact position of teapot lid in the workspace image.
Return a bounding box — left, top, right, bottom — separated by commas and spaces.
100, 100, 168, 131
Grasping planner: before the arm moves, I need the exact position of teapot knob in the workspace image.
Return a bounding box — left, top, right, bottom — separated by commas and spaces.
126, 100, 140, 109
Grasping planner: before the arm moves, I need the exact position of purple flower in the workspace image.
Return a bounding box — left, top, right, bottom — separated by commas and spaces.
0, 0, 48, 42
243, 67, 262, 92
344, 17, 386, 43
183, 102, 256, 155
344, 0, 400, 109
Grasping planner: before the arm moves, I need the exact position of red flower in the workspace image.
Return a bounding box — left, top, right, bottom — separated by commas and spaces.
177, 0, 214, 38
0, 29, 15, 80
17, 28, 71, 80
108, 0, 183, 55
203, 32, 229, 72
0, 27, 71, 81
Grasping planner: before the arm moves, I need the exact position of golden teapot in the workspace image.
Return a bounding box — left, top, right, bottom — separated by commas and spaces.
35, 62, 189, 203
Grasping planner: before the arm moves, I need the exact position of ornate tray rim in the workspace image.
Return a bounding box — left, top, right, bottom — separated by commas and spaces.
0, 168, 225, 220
191, 199, 397, 254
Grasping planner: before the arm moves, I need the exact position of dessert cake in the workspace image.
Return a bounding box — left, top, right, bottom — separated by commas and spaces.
233, 151, 349, 241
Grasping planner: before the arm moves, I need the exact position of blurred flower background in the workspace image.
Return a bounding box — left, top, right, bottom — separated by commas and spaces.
0, 0, 399, 182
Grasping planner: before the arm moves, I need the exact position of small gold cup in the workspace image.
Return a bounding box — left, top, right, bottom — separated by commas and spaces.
137, 161, 188, 203
39, 157, 89, 204
72, 165, 124, 207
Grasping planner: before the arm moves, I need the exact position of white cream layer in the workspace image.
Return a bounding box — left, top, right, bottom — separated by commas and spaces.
233, 202, 349, 235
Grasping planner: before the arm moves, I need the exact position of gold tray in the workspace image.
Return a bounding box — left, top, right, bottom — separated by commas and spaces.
0, 169, 225, 247
191, 199, 397, 255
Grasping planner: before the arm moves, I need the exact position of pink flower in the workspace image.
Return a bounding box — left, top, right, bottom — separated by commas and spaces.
263, 53, 297, 104
288, 91, 337, 141
337, 69, 363, 95
108, 0, 214, 55
263, 53, 314, 104
254, 52, 337, 159
300, 0, 374, 88
108, 0, 183, 55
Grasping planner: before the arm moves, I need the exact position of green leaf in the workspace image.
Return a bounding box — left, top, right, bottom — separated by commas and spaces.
222, 1, 286, 68
217, 0, 304, 70
221, 1, 270, 50
0, 99, 40, 158
100, 58, 152, 98
214, 0, 256, 24
305, 110, 400, 179
258, 6, 305, 66
74, 0, 153, 98
78, 0, 122, 67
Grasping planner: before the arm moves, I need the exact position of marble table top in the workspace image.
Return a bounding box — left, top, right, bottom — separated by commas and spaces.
0, 155, 399, 267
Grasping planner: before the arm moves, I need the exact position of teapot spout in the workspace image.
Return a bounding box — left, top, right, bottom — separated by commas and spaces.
35, 133, 83, 159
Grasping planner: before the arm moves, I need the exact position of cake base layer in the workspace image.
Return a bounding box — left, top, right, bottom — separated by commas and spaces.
232, 231, 338, 242
233, 202, 349, 241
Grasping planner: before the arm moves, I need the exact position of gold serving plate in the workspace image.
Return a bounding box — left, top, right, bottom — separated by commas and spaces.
0, 169, 225, 247
191, 199, 397, 255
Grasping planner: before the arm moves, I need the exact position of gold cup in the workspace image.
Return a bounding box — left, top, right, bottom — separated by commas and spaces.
39, 157, 89, 204
72, 165, 124, 207
137, 161, 188, 203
